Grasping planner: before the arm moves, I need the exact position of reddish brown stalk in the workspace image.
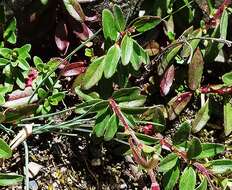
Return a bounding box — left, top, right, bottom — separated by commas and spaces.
206, 0, 231, 28
200, 85, 232, 95
109, 98, 160, 189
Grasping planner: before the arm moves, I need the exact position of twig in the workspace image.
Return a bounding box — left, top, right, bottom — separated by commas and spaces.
23, 141, 29, 190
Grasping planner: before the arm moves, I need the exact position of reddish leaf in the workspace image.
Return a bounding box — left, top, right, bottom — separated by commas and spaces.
167, 92, 192, 120
160, 64, 175, 96
4, 87, 38, 108
188, 48, 204, 90
73, 22, 93, 41
26, 68, 38, 87
61, 61, 87, 77
55, 21, 70, 55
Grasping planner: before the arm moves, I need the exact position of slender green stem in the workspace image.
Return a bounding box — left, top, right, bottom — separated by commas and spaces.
207, 0, 214, 15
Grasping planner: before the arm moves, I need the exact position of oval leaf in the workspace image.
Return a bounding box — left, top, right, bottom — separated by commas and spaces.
172, 121, 191, 145
179, 167, 196, 190
224, 98, 232, 136
196, 143, 225, 159
188, 48, 204, 90
102, 9, 118, 41
104, 44, 121, 79
159, 153, 178, 173
187, 137, 202, 159
162, 166, 180, 190
160, 64, 175, 96
121, 35, 133, 66
104, 113, 119, 141
82, 56, 105, 90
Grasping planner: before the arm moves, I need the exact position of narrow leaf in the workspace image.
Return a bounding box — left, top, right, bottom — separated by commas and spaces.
224, 98, 232, 136
0, 138, 12, 159
133, 16, 161, 33
94, 109, 110, 137
192, 99, 210, 133
104, 113, 118, 141
195, 177, 207, 190
113, 5, 126, 31
0, 173, 23, 186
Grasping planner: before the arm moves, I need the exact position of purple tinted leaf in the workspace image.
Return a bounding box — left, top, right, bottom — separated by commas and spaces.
55, 21, 70, 55
61, 61, 87, 77
188, 48, 204, 90
73, 22, 93, 41
167, 92, 192, 120
160, 64, 175, 96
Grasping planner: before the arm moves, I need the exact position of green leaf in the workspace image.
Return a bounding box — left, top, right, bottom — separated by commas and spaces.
192, 99, 211, 133
195, 177, 207, 190
33, 56, 43, 68
0, 86, 8, 95
113, 5, 125, 32
63, 0, 85, 21
104, 44, 121, 79
0, 138, 12, 159
0, 48, 12, 59
38, 88, 48, 99
0, 95, 5, 105
224, 98, 232, 136
159, 153, 178, 173
172, 121, 191, 145
131, 40, 149, 70
220, 10, 228, 45
112, 87, 146, 107
181, 29, 202, 58
222, 71, 232, 85
196, 143, 225, 159
207, 159, 232, 174
49, 92, 65, 105
94, 108, 110, 137
0, 58, 9, 66
121, 35, 133, 66
188, 48, 204, 90
102, 9, 118, 41
158, 44, 182, 75
179, 167, 196, 190
16, 44, 31, 59
187, 137, 202, 159
132, 16, 161, 33
82, 56, 105, 90
17, 58, 30, 71
3, 18, 17, 44
104, 113, 118, 141
162, 166, 180, 190
0, 173, 23, 186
